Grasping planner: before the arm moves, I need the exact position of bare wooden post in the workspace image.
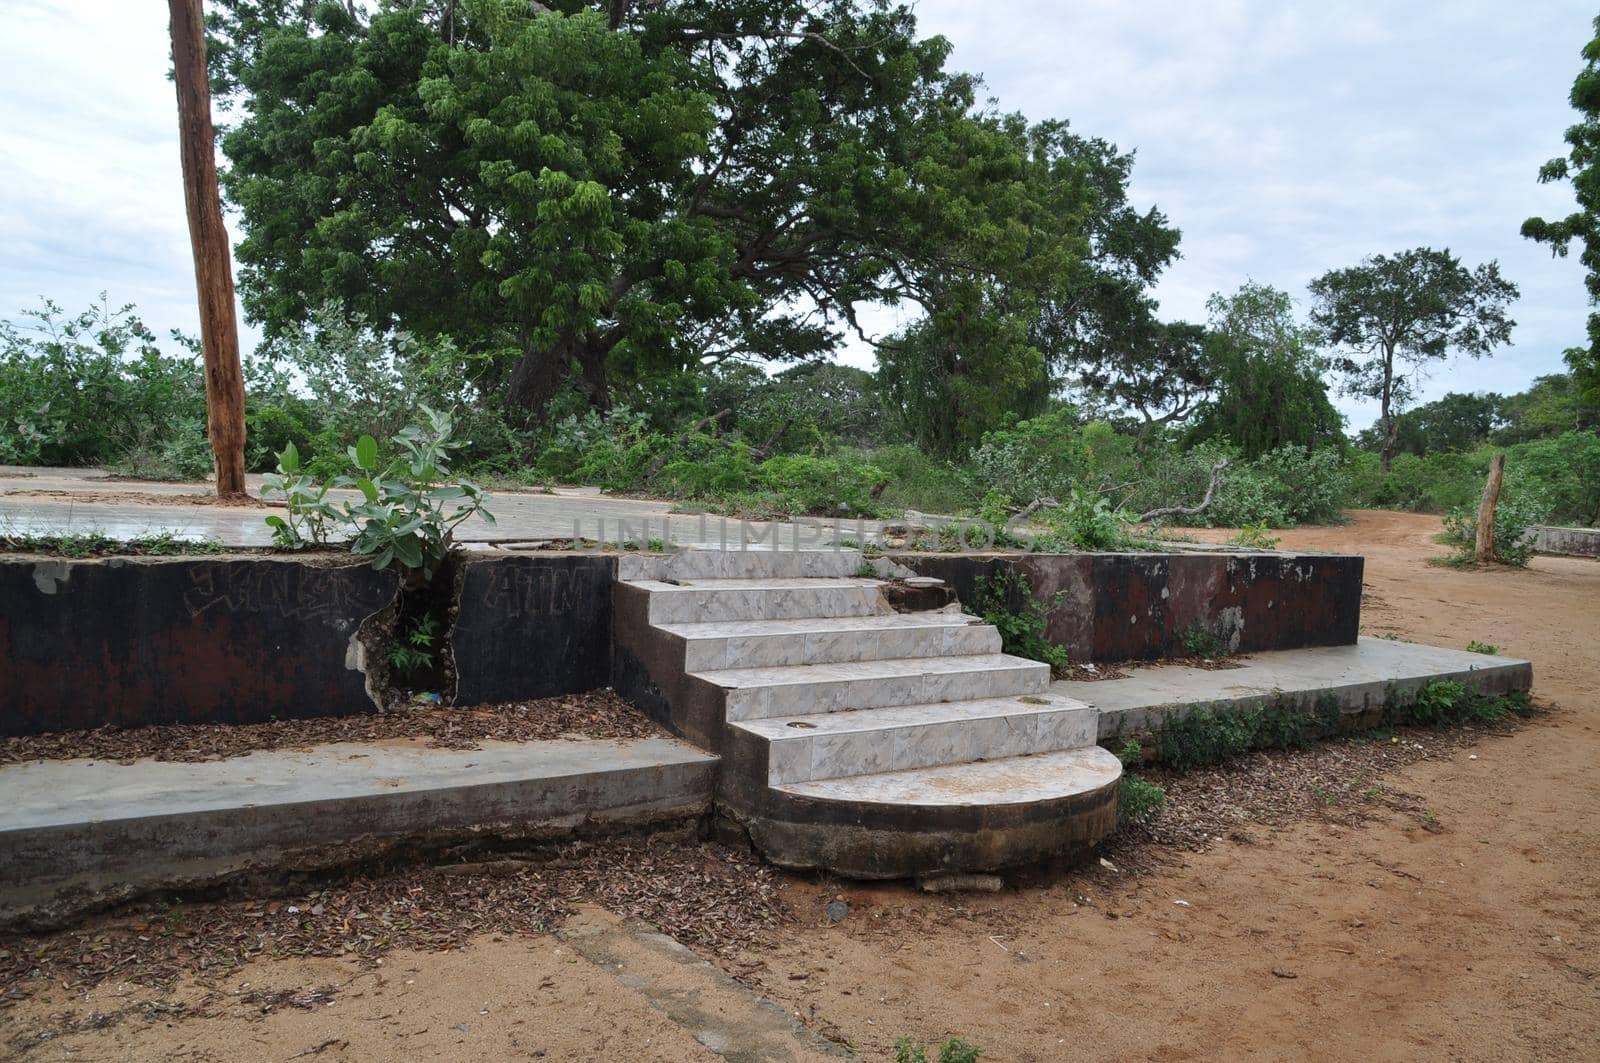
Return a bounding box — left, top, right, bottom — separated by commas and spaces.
169, 0, 248, 499
1474, 453, 1506, 563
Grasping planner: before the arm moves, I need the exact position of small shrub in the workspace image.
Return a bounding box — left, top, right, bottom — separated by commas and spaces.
972, 569, 1069, 671
1037, 489, 1138, 551
265, 407, 493, 574
1438, 489, 1546, 567
895, 1037, 983, 1063
1154, 705, 1260, 771
1466, 640, 1499, 655
753, 454, 889, 517
1176, 623, 1224, 659
1118, 775, 1167, 827
1228, 523, 1281, 549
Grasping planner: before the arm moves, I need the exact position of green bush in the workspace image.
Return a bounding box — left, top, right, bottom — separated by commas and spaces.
1118, 775, 1168, 827
1035, 489, 1138, 551
1439, 488, 1547, 567
895, 1037, 983, 1063
972, 569, 1069, 671
862, 444, 982, 514
1343, 449, 1486, 514
753, 454, 889, 516
0, 296, 207, 469
1508, 431, 1600, 526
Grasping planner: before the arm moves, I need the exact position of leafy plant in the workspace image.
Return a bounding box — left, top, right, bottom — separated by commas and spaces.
972, 569, 1069, 671
388, 613, 440, 676
895, 1037, 983, 1063
264, 408, 494, 573
1384, 681, 1532, 727
262, 443, 344, 547
1229, 523, 1281, 549
1035, 489, 1138, 551
1176, 623, 1224, 659
1439, 488, 1546, 567
1466, 639, 1499, 655
1118, 775, 1168, 827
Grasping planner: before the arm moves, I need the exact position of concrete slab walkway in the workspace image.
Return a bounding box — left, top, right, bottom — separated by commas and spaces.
0, 736, 718, 929
0, 465, 883, 549
1055, 636, 1533, 740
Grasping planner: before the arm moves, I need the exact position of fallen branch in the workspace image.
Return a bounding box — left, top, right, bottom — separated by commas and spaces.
1136, 458, 1230, 523
1006, 496, 1060, 527
751, 415, 796, 460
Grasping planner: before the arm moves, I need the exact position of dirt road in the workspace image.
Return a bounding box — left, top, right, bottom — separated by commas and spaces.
4, 510, 1596, 1060
743, 511, 1600, 1060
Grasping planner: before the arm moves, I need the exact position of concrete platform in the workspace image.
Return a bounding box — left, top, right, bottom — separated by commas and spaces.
1527, 524, 1600, 558
1056, 637, 1533, 740
0, 736, 718, 930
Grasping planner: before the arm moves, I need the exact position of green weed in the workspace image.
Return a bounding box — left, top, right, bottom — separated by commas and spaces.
1118, 775, 1168, 827
894, 1037, 983, 1063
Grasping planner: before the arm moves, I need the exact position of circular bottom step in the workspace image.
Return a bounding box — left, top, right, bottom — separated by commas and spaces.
732, 746, 1122, 878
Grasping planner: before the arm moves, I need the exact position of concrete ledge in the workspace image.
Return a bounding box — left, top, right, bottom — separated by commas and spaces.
1527, 524, 1600, 558
0, 737, 718, 931
1058, 637, 1534, 740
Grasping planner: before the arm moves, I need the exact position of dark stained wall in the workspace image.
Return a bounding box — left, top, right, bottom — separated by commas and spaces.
451, 553, 615, 705
0, 556, 397, 736
897, 551, 1363, 662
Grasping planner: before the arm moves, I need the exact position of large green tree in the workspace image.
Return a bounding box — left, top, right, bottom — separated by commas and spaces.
208, 0, 1125, 423
878, 118, 1182, 455
1187, 281, 1342, 459
1523, 13, 1600, 412
1308, 248, 1518, 471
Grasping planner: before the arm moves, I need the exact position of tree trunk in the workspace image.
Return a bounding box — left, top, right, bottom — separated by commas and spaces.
1474, 452, 1505, 563
169, 0, 248, 499
1379, 345, 1396, 473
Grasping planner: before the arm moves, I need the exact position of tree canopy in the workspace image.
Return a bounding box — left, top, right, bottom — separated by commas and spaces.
1186, 281, 1343, 459
1524, 13, 1600, 413
1308, 247, 1518, 470
208, 0, 1174, 429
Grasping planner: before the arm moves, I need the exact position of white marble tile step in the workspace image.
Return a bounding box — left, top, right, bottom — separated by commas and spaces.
775, 745, 1123, 807
733, 694, 1097, 783
634, 577, 890, 623
695, 653, 1050, 720
663, 613, 999, 670
618, 549, 868, 582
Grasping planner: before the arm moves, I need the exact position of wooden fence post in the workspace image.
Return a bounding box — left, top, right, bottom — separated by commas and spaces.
169, 0, 248, 499
1474, 453, 1506, 563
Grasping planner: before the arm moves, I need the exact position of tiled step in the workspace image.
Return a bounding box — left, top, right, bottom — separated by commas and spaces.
633, 577, 891, 624
774, 745, 1122, 808
694, 653, 1050, 721
732, 692, 1096, 783
659, 613, 999, 670
618, 548, 869, 582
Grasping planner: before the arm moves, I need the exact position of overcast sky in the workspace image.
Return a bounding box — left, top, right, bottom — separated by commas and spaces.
1, 1, 1593, 430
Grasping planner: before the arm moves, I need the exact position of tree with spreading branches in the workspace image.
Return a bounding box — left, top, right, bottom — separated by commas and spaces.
1308, 248, 1518, 471
206, 0, 1175, 427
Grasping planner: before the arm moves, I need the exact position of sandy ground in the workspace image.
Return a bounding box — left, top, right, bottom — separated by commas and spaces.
739, 511, 1599, 1060
4, 510, 1596, 1060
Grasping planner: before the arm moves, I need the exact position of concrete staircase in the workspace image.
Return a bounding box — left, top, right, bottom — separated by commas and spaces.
612, 549, 1121, 878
